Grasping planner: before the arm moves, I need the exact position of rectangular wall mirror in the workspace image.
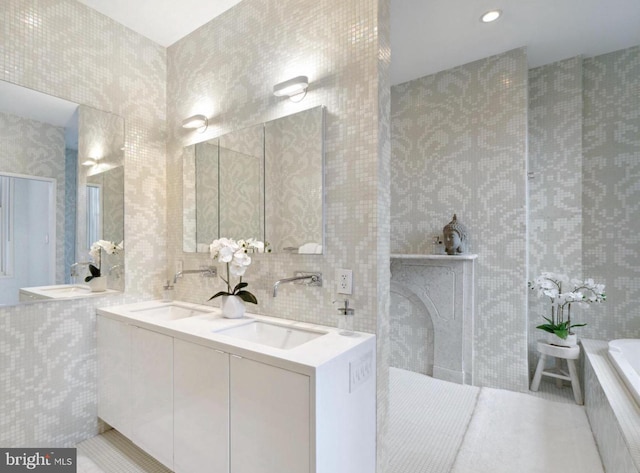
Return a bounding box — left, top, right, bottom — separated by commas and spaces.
0, 81, 125, 306
183, 105, 324, 254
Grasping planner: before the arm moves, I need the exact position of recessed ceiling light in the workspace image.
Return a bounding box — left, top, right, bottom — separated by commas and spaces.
480, 10, 502, 23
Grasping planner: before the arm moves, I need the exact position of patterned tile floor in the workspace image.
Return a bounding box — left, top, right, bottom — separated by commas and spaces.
76, 430, 170, 473
76, 372, 583, 473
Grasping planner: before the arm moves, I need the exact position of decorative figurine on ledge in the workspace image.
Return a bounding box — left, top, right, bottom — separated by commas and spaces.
443, 214, 469, 255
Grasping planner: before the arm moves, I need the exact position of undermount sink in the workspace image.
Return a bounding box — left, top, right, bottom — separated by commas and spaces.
214, 320, 327, 350
129, 302, 214, 321
19, 284, 93, 300
41, 285, 92, 295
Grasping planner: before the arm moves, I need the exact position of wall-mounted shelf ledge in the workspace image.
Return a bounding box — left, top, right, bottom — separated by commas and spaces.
391, 253, 478, 261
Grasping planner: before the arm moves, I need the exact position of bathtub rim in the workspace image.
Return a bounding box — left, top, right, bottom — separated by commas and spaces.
608, 339, 640, 408
582, 339, 640, 472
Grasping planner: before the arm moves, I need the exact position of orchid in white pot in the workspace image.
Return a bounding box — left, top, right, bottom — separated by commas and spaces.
529, 272, 606, 344
208, 238, 267, 317
86, 240, 123, 283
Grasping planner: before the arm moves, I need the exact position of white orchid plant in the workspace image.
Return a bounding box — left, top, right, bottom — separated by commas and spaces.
86, 240, 123, 283
529, 272, 606, 339
208, 238, 269, 305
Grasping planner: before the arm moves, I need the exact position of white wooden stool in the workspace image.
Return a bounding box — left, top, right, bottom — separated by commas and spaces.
530, 340, 582, 405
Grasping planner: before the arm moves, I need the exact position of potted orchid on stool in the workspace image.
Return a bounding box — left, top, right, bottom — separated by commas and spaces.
209, 238, 266, 318
529, 272, 606, 346
86, 240, 123, 292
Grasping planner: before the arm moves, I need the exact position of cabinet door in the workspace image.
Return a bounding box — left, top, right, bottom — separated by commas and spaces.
230, 356, 310, 473
174, 340, 229, 473
97, 316, 131, 437
131, 327, 173, 470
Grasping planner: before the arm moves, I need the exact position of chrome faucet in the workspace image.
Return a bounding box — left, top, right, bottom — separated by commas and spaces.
109, 264, 123, 278
173, 266, 217, 284
273, 272, 322, 297
70, 262, 90, 284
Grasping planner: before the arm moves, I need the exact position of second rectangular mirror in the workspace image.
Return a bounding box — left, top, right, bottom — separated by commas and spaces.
183, 106, 324, 255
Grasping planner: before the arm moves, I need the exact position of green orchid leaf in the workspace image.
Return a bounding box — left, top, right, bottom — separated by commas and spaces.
536, 324, 555, 334
553, 327, 569, 339
232, 282, 249, 294
84, 275, 94, 283
235, 290, 258, 304
570, 323, 587, 328
208, 291, 232, 301
89, 264, 101, 277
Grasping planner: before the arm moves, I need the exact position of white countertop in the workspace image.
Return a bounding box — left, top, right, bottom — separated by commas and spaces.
97, 300, 375, 376
391, 253, 478, 260
20, 284, 120, 300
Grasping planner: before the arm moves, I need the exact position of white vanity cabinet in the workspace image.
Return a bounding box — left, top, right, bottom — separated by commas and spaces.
97, 304, 376, 473
97, 316, 132, 437
230, 355, 310, 473
173, 340, 229, 473
173, 342, 310, 473
130, 327, 174, 470
97, 318, 174, 470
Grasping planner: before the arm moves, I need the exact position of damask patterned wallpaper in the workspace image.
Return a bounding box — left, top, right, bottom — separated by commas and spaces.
390, 49, 530, 392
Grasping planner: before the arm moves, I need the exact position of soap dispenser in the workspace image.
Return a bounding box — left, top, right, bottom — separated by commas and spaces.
334, 299, 355, 336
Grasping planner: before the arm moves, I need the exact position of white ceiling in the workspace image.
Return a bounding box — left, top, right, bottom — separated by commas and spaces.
76, 0, 640, 86
77, 0, 243, 48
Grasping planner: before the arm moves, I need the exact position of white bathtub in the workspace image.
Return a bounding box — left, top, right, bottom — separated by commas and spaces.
608, 339, 640, 407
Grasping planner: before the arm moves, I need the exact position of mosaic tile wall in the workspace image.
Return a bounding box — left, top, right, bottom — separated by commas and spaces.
582, 46, 640, 341
390, 49, 530, 391
165, 0, 391, 468
527, 57, 583, 372
0, 294, 127, 447
375, 0, 392, 468
529, 47, 640, 351
1, 0, 166, 447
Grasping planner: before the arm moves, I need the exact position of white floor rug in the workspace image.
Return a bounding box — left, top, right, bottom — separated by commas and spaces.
387, 367, 480, 473
450, 387, 604, 473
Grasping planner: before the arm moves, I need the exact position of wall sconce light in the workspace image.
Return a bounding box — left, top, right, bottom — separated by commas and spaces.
480, 9, 502, 23
181, 114, 209, 132
273, 75, 309, 101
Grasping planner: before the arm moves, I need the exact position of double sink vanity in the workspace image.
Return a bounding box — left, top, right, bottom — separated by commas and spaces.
97, 300, 376, 473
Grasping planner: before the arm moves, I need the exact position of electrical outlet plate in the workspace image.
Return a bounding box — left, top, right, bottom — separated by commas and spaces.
337, 269, 353, 294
